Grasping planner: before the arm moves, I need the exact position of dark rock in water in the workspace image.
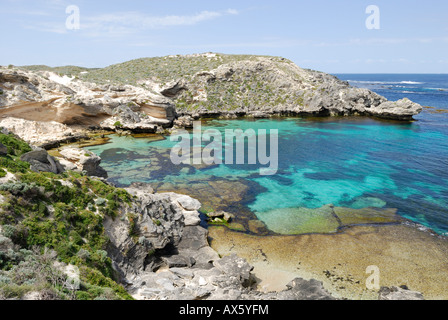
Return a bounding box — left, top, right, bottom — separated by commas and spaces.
207, 211, 234, 222
378, 286, 424, 300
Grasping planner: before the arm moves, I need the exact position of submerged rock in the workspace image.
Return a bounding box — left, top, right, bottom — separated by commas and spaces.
256, 205, 340, 234
256, 205, 402, 235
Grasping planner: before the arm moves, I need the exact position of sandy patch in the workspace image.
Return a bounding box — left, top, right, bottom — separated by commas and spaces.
209, 223, 448, 300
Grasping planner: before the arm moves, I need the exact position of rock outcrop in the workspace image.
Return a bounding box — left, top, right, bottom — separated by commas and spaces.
0, 66, 176, 138
378, 286, 425, 300
0, 117, 83, 148
0, 54, 422, 147
100, 183, 338, 300
105, 189, 207, 281
58, 147, 108, 178
166, 56, 422, 121
20, 148, 65, 174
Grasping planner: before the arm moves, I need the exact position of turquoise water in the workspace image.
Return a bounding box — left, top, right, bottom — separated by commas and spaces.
85, 75, 448, 235
86, 117, 448, 235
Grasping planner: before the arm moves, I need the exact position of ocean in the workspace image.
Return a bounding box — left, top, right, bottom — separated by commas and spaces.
85, 74, 448, 235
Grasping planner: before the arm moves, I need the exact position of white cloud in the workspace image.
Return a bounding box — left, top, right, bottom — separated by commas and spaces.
10, 6, 239, 37
81, 9, 239, 36
226, 9, 239, 15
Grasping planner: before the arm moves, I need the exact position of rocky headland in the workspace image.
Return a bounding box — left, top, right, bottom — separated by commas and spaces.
0, 53, 422, 149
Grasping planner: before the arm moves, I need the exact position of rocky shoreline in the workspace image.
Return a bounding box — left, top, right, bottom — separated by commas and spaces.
0, 127, 433, 300
0, 54, 432, 300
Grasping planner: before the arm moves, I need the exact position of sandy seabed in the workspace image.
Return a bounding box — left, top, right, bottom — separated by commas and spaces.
209, 223, 448, 300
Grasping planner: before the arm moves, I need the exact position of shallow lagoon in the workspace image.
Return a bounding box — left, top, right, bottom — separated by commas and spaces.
85, 116, 448, 236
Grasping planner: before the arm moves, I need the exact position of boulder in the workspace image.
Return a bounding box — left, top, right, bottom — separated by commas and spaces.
378, 286, 424, 300
172, 194, 202, 211
20, 149, 65, 174
125, 182, 154, 198
369, 98, 423, 120
0, 143, 8, 156
58, 147, 107, 178
56, 158, 78, 171
282, 278, 336, 300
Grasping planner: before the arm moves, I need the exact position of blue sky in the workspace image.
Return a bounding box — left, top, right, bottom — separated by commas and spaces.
1, 0, 447, 73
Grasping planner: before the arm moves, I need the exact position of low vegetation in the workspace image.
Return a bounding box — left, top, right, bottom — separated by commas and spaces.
0, 132, 133, 300
19, 53, 312, 113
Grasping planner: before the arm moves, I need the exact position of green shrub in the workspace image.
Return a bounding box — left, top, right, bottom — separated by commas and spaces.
76, 290, 91, 300
0, 283, 34, 299
79, 266, 133, 300
0, 157, 30, 173
0, 134, 138, 300
0, 134, 32, 157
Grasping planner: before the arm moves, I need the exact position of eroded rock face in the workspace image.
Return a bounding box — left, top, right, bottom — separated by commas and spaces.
105, 189, 189, 280
0, 117, 82, 148
102, 183, 340, 301
0, 66, 176, 135
0, 143, 8, 156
